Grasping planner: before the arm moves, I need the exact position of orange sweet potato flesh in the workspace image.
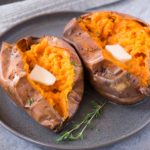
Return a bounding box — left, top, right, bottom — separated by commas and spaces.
0, 36, 84, 131
63, 11, 150, 104
19, 37, 74, 119
78, 12, 150, 86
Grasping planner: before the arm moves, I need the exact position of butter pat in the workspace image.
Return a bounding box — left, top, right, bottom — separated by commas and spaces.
29, 65, 56, 86
105, 44, 132, 62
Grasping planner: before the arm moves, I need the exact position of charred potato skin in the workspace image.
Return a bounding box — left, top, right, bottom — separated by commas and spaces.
0, 36, 84, 132
63, 11, 150, 105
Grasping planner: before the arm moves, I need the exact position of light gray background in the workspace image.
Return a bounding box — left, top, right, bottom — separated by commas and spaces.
0, 0, 150, 150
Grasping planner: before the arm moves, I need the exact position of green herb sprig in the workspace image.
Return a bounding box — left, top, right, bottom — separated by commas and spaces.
57, 102, 106, 142
26, 98, 34, 106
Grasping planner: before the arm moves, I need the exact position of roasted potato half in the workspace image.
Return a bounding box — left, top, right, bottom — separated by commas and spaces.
0, 36, 84, 132
63, 11, 150, 104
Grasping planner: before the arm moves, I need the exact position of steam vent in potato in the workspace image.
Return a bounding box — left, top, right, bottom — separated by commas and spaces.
63, 11, 150, 104
0, 36, 84, 131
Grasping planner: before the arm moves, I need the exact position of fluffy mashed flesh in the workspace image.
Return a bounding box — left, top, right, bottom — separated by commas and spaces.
19, 38, 74, 119
78, 12, 150, 86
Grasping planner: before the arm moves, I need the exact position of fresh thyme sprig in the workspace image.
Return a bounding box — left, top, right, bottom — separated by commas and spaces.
57, 102, 106, 142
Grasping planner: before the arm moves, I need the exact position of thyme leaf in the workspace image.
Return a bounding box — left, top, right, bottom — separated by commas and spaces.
71, 60, 80, 67
26, 98, 34, 106
96, 31, 100, 36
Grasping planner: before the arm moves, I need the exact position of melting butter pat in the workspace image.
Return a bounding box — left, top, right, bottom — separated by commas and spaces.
29, 65, 56, 86
105, 44, 132, 62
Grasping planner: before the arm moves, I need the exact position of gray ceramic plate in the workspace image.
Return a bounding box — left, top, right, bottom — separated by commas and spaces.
0, 11, 150, 150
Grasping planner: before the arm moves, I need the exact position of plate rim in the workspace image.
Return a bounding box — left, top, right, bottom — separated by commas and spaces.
1, 116, 150, 150
0, 10, 150, 150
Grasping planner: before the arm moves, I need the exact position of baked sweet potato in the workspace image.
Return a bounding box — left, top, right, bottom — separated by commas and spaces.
63, 11, 150, 104
0, 36, 84, 132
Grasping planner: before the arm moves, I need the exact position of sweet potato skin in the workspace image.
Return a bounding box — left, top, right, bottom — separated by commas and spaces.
63, 11, 150, 105
0, 36, 84, 132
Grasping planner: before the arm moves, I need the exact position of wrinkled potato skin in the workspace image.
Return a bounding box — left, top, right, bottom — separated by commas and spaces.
63, 11, 150, 104
0, 36, 84, 132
